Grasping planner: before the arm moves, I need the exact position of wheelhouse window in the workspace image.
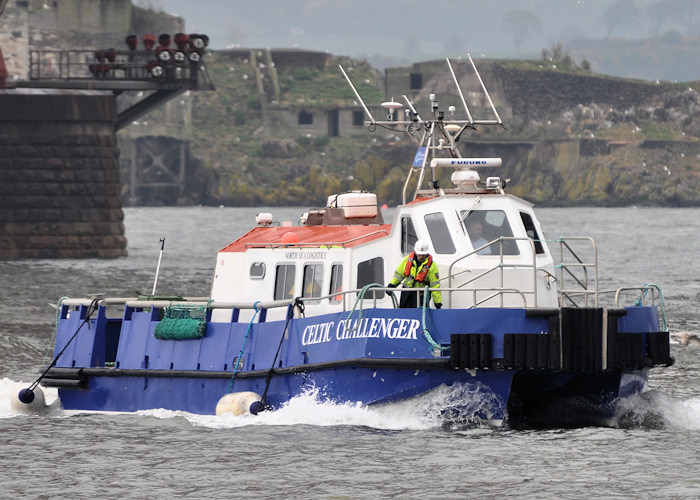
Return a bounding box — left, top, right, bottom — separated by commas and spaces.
329, 264, 343, 302
357, 257, 384, 299
424, 212, 456, 254
274, 264, 295, 300
401, 216, 418, 255
461, 210, 519, 255
520, 212, 545, 254
302, 264, 323, 299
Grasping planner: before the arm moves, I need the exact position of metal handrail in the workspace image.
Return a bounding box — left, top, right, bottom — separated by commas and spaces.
555, 236, 598, 307
59, 296, 210, 308
446, 236, 538, 308
58, 284, 533, 319
314, 286, 528, 310
28, 49, 200, 82
612, 286, 658, 307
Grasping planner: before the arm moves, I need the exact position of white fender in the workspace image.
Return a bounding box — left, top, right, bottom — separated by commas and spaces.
216, 391, 263, 416
11, 386, 48, 415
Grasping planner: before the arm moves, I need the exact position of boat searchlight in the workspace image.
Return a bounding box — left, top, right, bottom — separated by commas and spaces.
486, 177, 504, 190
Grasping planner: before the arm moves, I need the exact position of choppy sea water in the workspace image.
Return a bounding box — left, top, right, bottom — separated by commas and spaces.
1, 206, 699, 499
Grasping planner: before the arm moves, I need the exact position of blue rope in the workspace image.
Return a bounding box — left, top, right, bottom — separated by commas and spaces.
634, 283, 668, 332
226, 301, 261, 394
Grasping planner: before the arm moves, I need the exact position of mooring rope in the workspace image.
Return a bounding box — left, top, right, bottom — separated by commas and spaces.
419, 285, 449, 354
345, 283, 445, 354
226, 301, 261, 394
634, 283, 668, 332
259, 297, 303, 409
344, 283, 396, 333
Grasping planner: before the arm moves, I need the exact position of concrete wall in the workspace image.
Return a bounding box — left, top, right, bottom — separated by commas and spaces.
0, 90, 127, 258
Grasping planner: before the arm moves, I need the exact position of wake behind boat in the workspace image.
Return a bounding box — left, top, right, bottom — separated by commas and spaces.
19, 56, 673, 427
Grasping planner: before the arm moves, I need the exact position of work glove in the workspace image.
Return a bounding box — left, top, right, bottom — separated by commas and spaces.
386, 283, 396, 298
435, 303, 442, 309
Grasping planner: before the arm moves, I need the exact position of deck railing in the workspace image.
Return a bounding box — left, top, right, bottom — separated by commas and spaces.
554, 236, 599, 307
445, 236, 539, 308
28, 49, 202, 82
59, 279, 662, 327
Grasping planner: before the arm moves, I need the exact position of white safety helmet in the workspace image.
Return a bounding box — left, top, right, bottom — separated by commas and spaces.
414, 239, 429, 254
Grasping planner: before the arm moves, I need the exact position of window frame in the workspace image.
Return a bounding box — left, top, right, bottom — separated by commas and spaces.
274, 263, 296, 300
424, 211, 456, 254
357, 257, 385, 300
401, 215, 418, 255
329, 263, 344, 303
249, 262, 266, 280
302, 263, 324, 301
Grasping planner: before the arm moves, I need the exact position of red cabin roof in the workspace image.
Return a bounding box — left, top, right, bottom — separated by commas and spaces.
219, 224, 392, 252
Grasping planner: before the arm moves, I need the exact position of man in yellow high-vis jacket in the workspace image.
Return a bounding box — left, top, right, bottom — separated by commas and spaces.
387, 240, 442, 309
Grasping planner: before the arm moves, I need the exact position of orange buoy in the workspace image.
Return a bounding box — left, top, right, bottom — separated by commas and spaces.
281, 232, 299, 245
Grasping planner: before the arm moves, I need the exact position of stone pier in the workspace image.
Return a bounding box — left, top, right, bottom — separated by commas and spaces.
0, 89, 127, 258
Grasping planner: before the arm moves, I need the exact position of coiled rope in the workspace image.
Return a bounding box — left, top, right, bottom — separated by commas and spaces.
226, 301, 261, 394
634, 283, 668, 332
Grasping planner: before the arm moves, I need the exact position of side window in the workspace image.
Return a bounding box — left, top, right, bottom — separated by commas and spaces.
302, 264, 323, 299
329, 264, 343, 302
357, 257, 385, 299
249, 262, 265, 279
274, 264, 295, 300
462, 210, 519, 256
424, 212, 456, 254
401, 216, 418, 255
520, 212, 545, 254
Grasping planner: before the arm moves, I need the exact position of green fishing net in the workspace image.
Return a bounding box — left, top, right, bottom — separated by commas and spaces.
154, 303, 208, 340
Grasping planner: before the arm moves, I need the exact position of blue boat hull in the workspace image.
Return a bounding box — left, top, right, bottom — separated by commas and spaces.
43, 302, 671, 426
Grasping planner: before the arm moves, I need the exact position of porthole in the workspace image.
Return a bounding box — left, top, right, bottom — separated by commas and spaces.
250, 262, 266, 279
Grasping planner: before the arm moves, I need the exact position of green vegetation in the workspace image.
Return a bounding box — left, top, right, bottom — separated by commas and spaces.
279, 65, 383, 105
501, 42, 593, 74
181, 50, 700, 208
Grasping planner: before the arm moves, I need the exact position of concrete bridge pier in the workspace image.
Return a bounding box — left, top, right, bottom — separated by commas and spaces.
0, 89, 127, 258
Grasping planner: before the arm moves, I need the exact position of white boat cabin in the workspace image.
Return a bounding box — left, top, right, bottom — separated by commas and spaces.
210, 180, 560, 322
